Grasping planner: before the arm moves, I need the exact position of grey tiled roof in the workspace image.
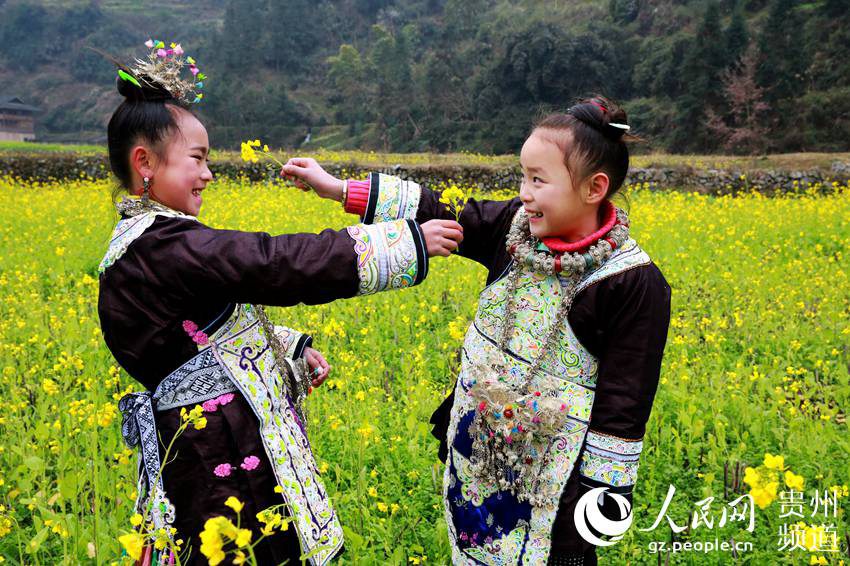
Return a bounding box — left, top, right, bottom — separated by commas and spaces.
0, 96, 40, 113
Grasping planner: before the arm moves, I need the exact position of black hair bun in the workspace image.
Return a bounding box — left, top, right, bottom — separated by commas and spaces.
116, 74, 173, 103
568, 96, 631, 142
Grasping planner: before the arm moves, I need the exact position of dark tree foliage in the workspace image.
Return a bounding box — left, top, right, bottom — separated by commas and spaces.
756, 0, 808, 103
0, 0, 848, 153
725, 7, 749, 65
0, 3, 48, 70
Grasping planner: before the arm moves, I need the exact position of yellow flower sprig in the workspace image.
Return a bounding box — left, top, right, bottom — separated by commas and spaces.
742, 452, 805, 509
116, 403, 208, 561
240, 139, 285, 169
438, 184, 469, 221
198, 496, 294, 565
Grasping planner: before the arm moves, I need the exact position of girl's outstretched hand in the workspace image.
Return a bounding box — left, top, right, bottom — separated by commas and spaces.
303, 347, 331, 388
280, 158, 344, 201
421, 219, 464, 257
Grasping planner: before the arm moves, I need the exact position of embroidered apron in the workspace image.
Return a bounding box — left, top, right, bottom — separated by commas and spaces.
444, 239, 650, 565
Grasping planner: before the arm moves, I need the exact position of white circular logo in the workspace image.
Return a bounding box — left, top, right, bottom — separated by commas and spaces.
574, 487, 633, 546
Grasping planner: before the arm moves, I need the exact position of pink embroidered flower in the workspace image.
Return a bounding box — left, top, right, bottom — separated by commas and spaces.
240, 455, 260, 471
190, 65, 200, 76
216, 393, 235, 406
145, 39, 154, 49
182, 320, 198, 334
173, 44, 184, 56
192, 331, 209, 345
213, 464, 233, 478
203, 393, 234, 413
156, 48, 168, 58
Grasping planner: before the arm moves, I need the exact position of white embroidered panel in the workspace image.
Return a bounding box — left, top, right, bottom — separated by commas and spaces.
210, 304, 343, 565
370, 173, 422, 222
346, 220, 423, 295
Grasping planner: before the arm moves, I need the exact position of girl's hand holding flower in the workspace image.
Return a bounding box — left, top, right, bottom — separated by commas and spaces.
303, 347, 330, 387
280, 158, 345, 201
421, 219, 464, 257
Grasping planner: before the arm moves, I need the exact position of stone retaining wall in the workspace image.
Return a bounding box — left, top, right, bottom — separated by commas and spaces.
1, 153, 848, 194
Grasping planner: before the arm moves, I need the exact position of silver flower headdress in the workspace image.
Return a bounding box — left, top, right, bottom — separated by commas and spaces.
117, 39, 206, 105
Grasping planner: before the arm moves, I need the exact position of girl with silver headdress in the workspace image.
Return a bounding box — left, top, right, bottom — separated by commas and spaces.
99, 40, 462, 565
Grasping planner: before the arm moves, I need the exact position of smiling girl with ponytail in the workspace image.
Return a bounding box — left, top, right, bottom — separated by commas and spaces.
284, 95, 672, 565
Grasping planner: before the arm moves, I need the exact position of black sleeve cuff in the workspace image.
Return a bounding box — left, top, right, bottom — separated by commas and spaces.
293, 334, 312, 359
362, 172, 380, 224
407, 219, 429, 285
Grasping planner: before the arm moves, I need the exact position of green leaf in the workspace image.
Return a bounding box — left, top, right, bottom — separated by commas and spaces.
27, 527, 49, 553
24, 455, 44, 472
118, 70, 141, 88
58, 473, 79, 500
342, 526, 364, 552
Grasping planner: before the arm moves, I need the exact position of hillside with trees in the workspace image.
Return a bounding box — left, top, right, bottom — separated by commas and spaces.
1, 0, 848, 154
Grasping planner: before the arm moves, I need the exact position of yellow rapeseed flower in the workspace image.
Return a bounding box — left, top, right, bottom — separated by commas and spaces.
785, 470, 805, 491
750, 481, 778, 509
240, 141, 259, 164
200, 516, 238, 566
764, 453, 785, 471
41, 378, 59, 396
224, 496, 244, 513
118, 532, 145, 561
743, 466, 761, 489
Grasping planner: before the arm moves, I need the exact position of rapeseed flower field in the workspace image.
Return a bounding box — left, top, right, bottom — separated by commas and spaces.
0, 175, 847, 564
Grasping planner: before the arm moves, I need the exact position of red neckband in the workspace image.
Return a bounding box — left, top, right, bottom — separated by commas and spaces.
542, 200, 618, 254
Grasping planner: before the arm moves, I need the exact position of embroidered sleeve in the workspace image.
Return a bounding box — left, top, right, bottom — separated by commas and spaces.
579, 430, 643, 494
346, 219, 428, 295
345, 173, 422, 223
346, 173, 522, 272
273, 325, 313, 359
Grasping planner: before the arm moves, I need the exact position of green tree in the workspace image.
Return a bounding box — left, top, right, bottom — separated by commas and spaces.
327, 44, 370, 132
218, 0, 266, 70
0, 3, 47, 70
725, 6, 749, 66
367, 24, 417, 149
671, 2, 727, 151
266, 0, 320, 73
756, 0, 807, 102
609, 0, 639, 24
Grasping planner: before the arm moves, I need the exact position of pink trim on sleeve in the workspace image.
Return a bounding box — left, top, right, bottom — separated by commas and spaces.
344, 177, 370, 216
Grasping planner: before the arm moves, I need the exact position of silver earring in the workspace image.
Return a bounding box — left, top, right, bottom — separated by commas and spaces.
142, 177, 150, 203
